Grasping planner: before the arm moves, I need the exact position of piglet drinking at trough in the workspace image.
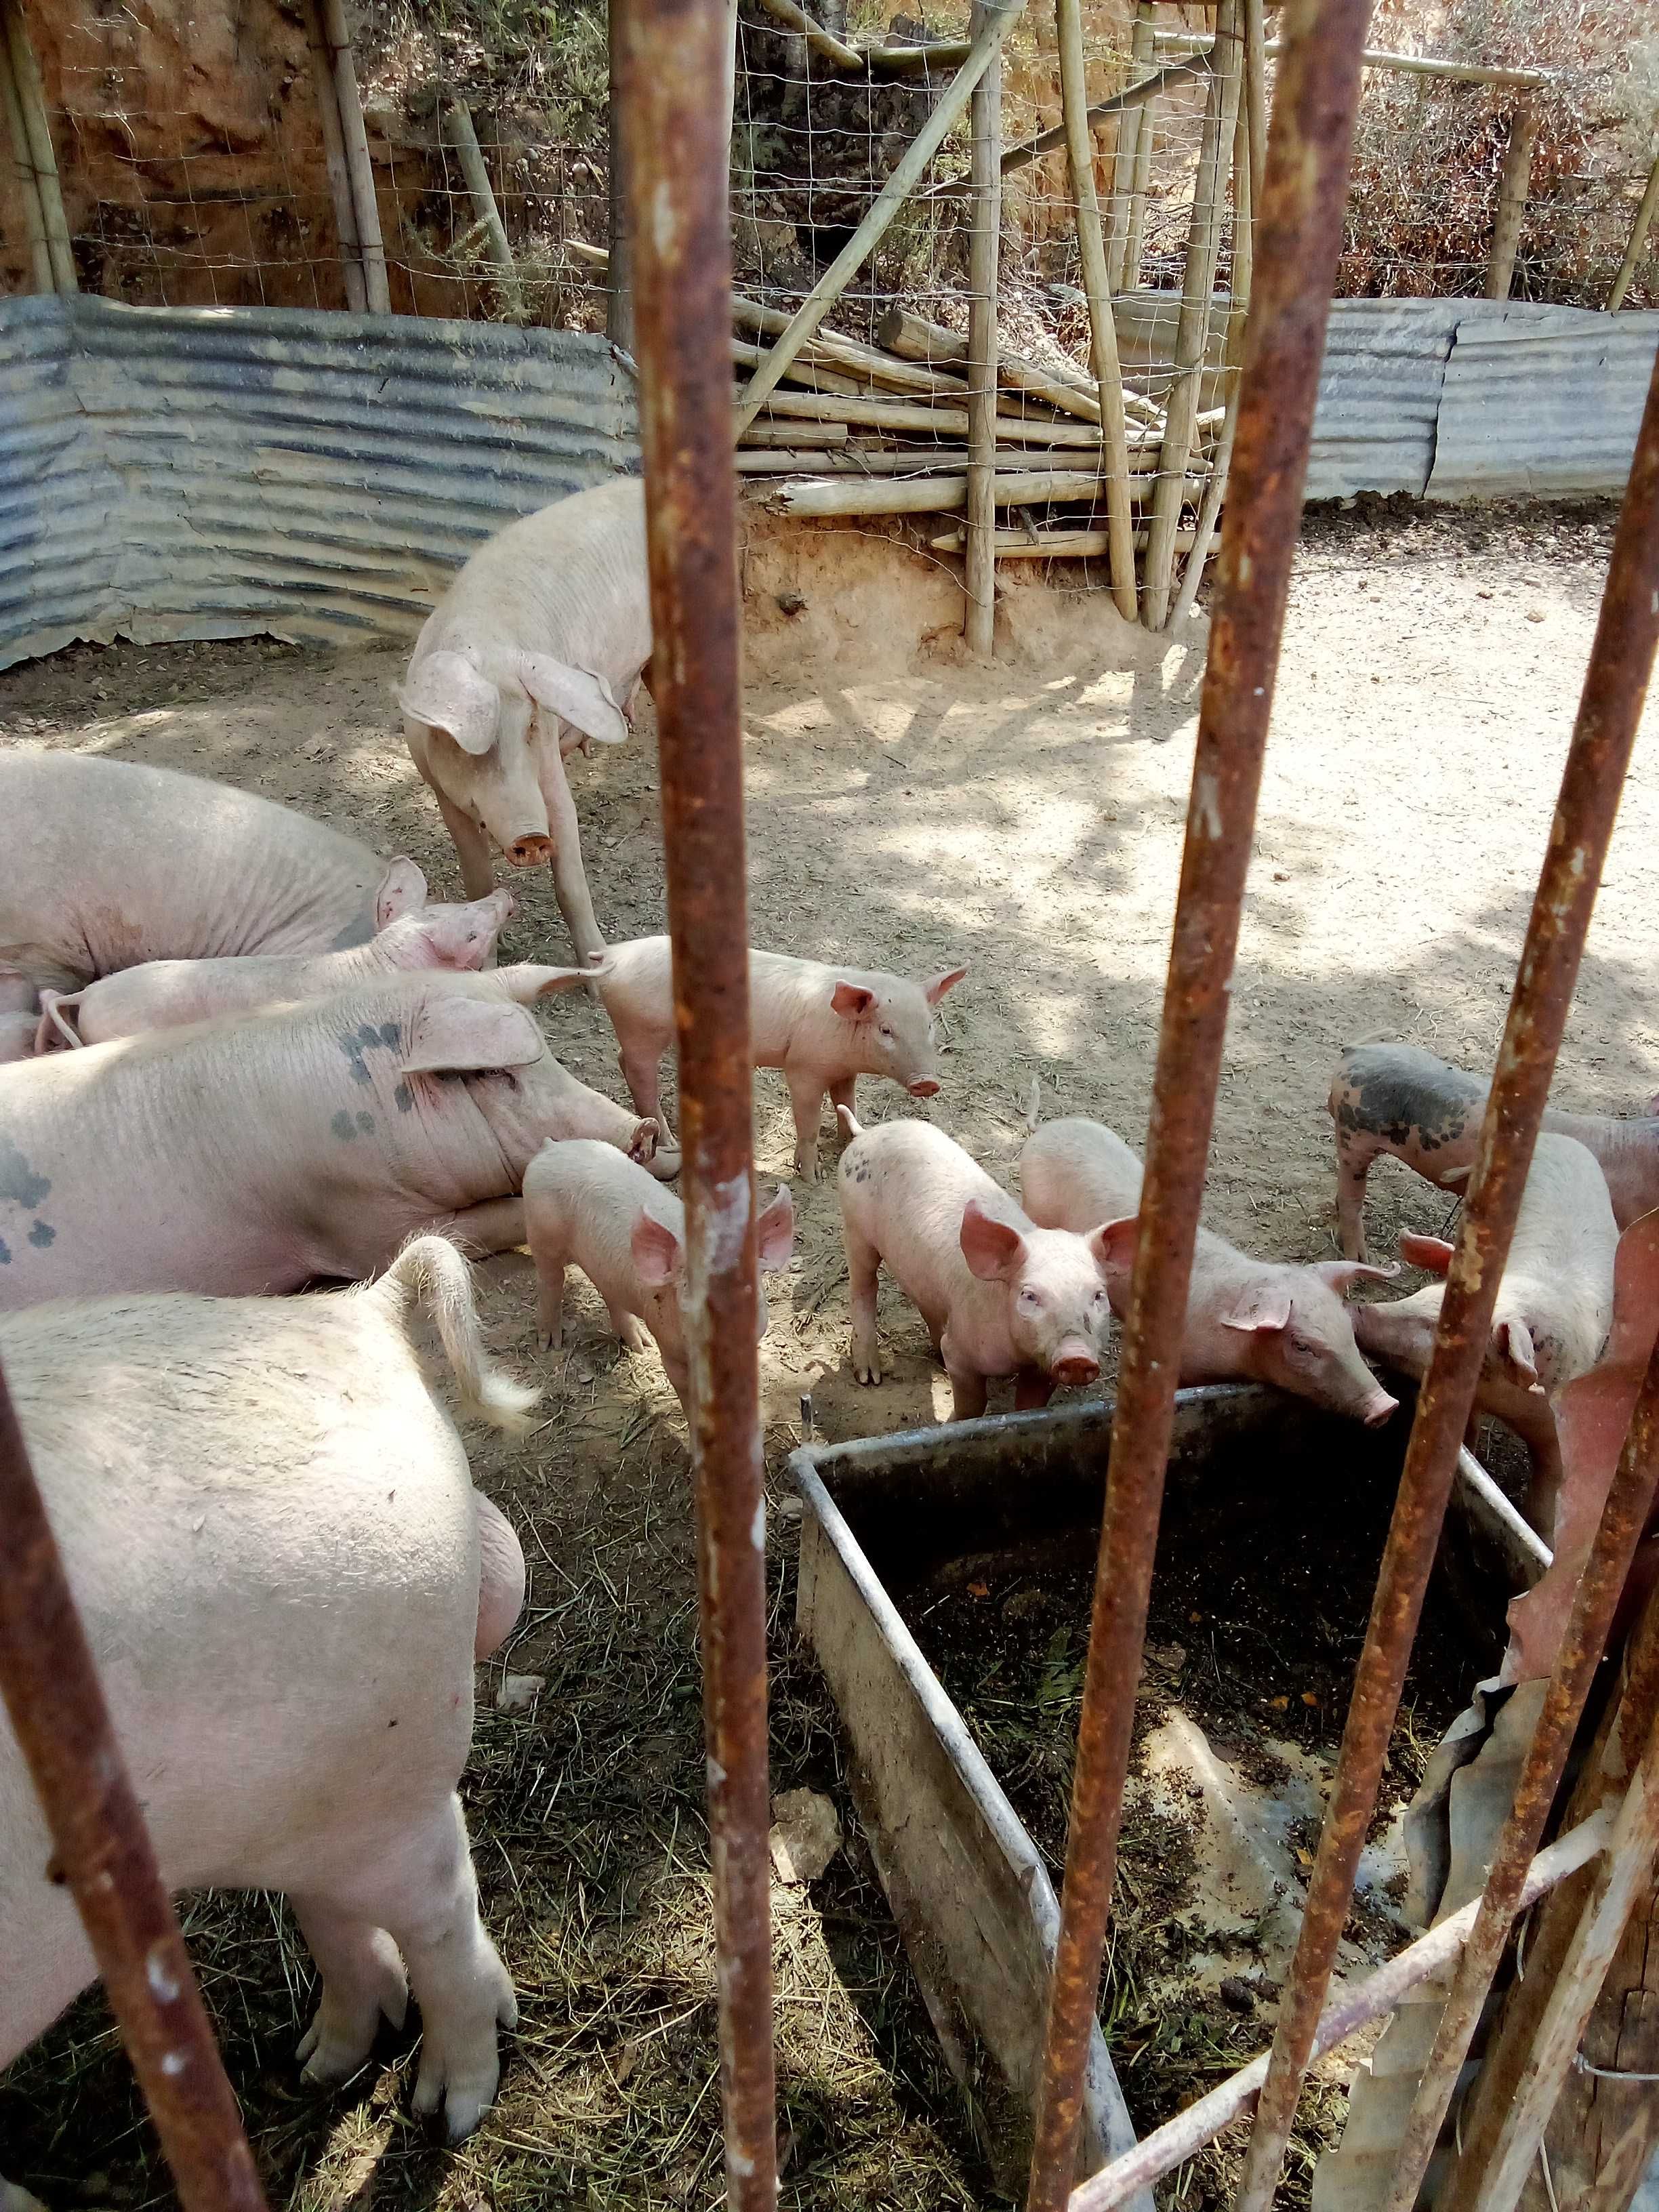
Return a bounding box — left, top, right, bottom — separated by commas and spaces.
1019, 1115, 1399, 1427
0, 752, 428, 997
399, 478, 651, 964
1352, 1131, 1618, 1538
0, 1236, 531, 2205
0, 968, 657, 1309
36, 890, 516, 1049
524, 1138, 795, 1411
838, 1109, 1113, 1419
1329, 1039, 1659, 1259
590, 934, 969, 1181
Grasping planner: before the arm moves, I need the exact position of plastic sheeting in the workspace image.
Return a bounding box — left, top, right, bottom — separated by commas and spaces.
0, 293, 637, 670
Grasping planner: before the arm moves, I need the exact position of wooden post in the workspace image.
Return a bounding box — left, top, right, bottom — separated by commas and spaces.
1105, 2, 1155, 293
734, 0, 1025, 434
0, 18, 52, 294
1607, 150, 1659, 314
1054, 0, 1136, 619
1121, 14, 1160, 298
319, 0, 390, 312
1, 0, 73, 293
1486, 99, 1538, 301
302, 0, 365, 310
1141, 0, 1239, 628
607, 0, 634, 348
1536, 1849, 1659, 2212
443, 100, 526, 320
964, 3, 1001, 658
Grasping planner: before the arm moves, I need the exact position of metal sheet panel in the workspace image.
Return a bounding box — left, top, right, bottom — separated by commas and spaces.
0, 293, 637, 670
1428, 302, 1659, 501
1305, 298, 1464, 501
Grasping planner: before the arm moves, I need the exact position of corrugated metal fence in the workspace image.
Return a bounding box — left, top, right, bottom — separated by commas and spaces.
0, 292, 1653, 670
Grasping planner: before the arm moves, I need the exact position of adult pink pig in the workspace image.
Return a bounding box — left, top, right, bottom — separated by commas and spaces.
838, 1109, 1113, 1419
38, 890, 514, 1048
0, 752, 428, 997
398, 478, 651, 964
590, 934, 969, 1181
0, 969, 657, 1308
1020, 1115, 1399, 1428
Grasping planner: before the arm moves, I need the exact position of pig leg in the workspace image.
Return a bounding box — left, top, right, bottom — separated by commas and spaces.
429, 783, 500, 905
1015, 1370, 1057, 1412
618, 1040, 682, 1176
291, 1902, 409, 2083
607, 1303, 653, 1356
474, 1492, 525, 1661
537, 754, 607, 965
535, 1255, 567, 1351
1334, 1129, 1382, 1261
440, 1197, 527, 1257
787, 1071, 830, 1183
845, 1221, 882, 1385
0, 965, 35, 1015
947, 1364, 989, 1421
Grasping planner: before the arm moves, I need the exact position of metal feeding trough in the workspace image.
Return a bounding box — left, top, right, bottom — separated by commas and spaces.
788, 1384, 1549, 2198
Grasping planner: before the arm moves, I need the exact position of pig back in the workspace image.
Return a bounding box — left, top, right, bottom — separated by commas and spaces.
0, 754, 388, 992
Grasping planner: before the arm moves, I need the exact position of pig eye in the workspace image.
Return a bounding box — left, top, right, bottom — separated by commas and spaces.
1017, 1286, 1042, 1310
879, 1023, 895, 1042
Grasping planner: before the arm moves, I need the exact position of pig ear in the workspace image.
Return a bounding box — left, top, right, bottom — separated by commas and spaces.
960, 1199, 1026, 1282
831, 981, 877, 1021
490, 963, 594, 1002
401, 996, 544, 1075
924, 963, 970, 1008
756, 1185, 795, 1273
1313, 1258, 1401, 1298
1400, 1233, 1456, 1277
632, 1208, 684, 1287
1088, 1216, 1139, 1279
375, 857, 428, 929
399, 651, 501, 756
518, 654, 631, 746
1494, 1315, 1540, 1386
1219, 1279, 1294, 1335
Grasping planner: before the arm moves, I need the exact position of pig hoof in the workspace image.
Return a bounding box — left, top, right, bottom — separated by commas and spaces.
649, 1148, 682, 1181
794, 1155, 821, 1184
852, 1358, 881, 1387
537, 1330, 561, 1354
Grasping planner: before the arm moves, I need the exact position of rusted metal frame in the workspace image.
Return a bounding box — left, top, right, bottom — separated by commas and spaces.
1019, 4, 1378, 2205
1065, 1809, 1612, 2212
1232, 329, 1659, 2212
0, 1358, 268, 2212
1387, 1335, 1659, 2211
616, 0, 776, 2204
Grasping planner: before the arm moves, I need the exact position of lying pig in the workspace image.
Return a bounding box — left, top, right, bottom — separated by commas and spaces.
1020, 1116, 1399, 1427
399, 479, 651, 964
0, 969, 657, 1309
1329, 1040, 1659, 1259
1353, 1132, 1619, 1536
37, 890, 515, 1049
524, 1138, 794, 1410
838, 1109, 1113, 1419
0, 1235, 531, 2204
590, 935, 969, 1181
0, 752, 428, 996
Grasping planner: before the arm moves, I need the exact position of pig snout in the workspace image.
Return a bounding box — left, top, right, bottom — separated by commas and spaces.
1049, 1342, 1100, 1389
1361, 1387, 1399, 1429
907, 1078, 941, 1099
507, 833, 555, 867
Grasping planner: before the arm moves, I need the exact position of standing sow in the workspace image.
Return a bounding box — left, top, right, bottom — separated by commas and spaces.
400, 479, 652, 964
0, 1237, 531, 2209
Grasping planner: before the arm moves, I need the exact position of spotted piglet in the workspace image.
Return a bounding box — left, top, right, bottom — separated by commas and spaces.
837, 1109, 1113, 1420
523, 1138, 794, 1411
588, 936, 968, 1182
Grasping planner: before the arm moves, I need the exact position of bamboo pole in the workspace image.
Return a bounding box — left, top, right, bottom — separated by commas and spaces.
1141, 0, 1239, 628
1155, 28, 1551, 89
878, 302, 1166, 426
737, 419, 851, 445
606, 0, 633, 348
1, 0, 73, 293
443, 100, 526, 321
1166, 0, 1258, 630
733, 297, 970, 395
1104, 3, 1156, 292
964, 3, 1002, 657
319, 0, 389, 312
734, 0, 1025, 435
1607, 149, 1659, 314
931, 523, 1194, 554
1121, 25, 1158, 299
1486, 100, 1538, 300
1054, 0, 1136, 618
0, 20, 52, 295
742, 385, 1151, 445
1003, 51, 1206, 177
735, 446, 974, 472
768, 465, 1190, 516
301, 0, 365, 311
754, 0, 862, 71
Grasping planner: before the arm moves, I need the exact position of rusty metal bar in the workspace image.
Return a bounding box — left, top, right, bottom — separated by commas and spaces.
1376, 354, 1659, 2212
1233, 329, 1659, 2212
615, 0, 777, 2204
0, 1357, 268, 2212
1019, 4, 1377, 2205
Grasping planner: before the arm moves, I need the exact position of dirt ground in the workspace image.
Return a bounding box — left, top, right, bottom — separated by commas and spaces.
0, 494, 1652, 2211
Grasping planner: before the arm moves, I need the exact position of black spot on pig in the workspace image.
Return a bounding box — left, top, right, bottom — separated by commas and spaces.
0, 1136, 50, 1212
394, 1081, 414, 1113
0, 1237, 9, 1265
331, 1109, 359, 1141
26, 1219, 55, 1248
328, 912, 376, 952
1340, 1048, 1484, 1151
356, 1110, 375, 1134
338, 1021, 404, 1086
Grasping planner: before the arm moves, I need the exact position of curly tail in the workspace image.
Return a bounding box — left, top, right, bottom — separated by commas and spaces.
836, 1103, 865, 1141
370, 1235, 540, 1432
